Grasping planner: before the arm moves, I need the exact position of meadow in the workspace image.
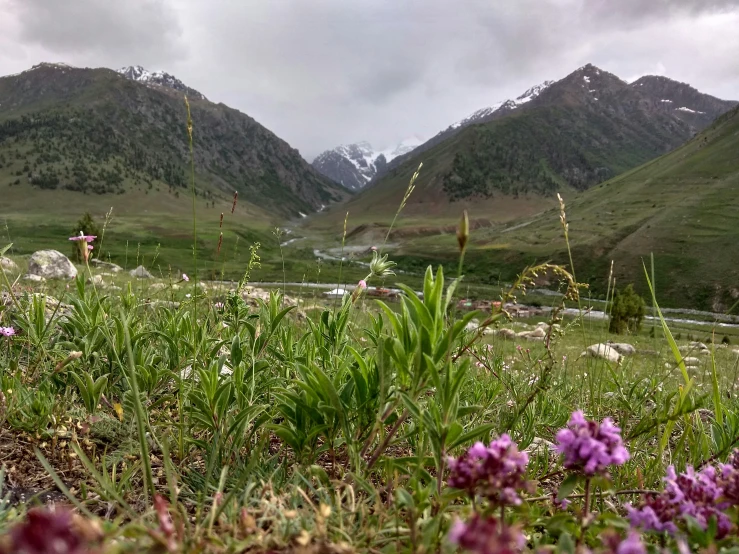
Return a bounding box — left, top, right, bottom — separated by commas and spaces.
3, 201, 739, 554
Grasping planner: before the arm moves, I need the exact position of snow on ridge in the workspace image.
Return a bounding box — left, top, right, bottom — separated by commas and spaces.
676, 106, 705, 114
660, 99, 673, 103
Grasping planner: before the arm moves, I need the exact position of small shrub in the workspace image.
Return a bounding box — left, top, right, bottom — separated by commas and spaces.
608, 284, 646, 335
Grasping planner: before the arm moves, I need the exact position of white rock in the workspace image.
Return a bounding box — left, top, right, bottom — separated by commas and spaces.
698, 349, 711, 357
495, 328, 517, 340
130, 265, 153, 279
608, 342, 636, 356
27, 250, 77, 279
87, 274, 105, 286
0, 257, 19, 273
581, 343, 621, 363
23, 273, 46, 282
682, 356, 701, 365
91, 259, 123, 272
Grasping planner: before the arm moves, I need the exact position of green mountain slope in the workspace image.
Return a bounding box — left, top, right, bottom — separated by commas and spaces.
327, 65, 734, 229
395, 104, 739, 310
0, 63, 350, 217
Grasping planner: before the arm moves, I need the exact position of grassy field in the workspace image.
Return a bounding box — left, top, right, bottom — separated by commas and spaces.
3, 246, 739, 551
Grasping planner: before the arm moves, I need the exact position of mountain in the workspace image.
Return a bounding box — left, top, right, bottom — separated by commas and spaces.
0, 62, 349, 218
467, 103, 739, 310
311, 138, 422, 190
118, 65, 206, 101
335, 64, 736, 222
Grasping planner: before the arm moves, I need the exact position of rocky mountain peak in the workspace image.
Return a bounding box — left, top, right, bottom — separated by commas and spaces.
117, 65, 206, 100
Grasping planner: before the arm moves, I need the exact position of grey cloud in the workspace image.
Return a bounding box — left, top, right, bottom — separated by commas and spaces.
0, 0, 738, 159
7, 0, 185, 67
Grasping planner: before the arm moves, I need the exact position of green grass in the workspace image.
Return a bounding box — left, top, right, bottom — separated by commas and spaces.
3, 258, 739, 551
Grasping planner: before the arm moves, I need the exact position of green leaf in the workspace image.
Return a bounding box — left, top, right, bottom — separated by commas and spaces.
557, 473, 580, 502
557, 532, 576, 554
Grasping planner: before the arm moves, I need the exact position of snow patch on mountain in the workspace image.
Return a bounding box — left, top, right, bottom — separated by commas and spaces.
444, 80, 555, 134
117, 65, 206, 100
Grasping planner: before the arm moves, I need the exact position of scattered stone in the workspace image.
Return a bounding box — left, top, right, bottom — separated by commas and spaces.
0, 257, 19, 273
607, 342, 636, 356
27, 250, 77, 280
23, 273, 46, 283
91, 259, 123, 273
698, 349, 711, 357
87, 274, 105, 286
495, 328, 517, 340
525, 437, 555, 456
581, 343, 621, 363
691, 342, 708, 351
682, 356, 701, 366
104, 285, 122, 291
130, 265, 153, 279
149, 283, 168, 292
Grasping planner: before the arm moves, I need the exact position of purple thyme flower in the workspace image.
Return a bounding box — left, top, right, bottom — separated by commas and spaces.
448, 514, 525, 554
0, 327, 15, 337
447, 434, 531, 506
718, 449, 739, 505
0, 508, 87, 554
600, 530, 646, 554
628, 464, 732, 537
555, 411, 630, 475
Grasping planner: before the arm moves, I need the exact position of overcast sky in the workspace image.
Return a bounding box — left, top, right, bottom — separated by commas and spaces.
1, 0, 738, 160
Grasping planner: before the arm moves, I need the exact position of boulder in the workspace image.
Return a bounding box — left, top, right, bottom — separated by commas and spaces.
0, 257, 19, 273
529, 326, 547, 338
91, 259, 123, 273
608, 342, 636, 356
682, 356, 701, 366
495, 328, 517, 340
27, 250, 77, 280
691, 342, 708, 351
23, 273, 46, 283
581, 343, 621, 363
130, 265, 153, 279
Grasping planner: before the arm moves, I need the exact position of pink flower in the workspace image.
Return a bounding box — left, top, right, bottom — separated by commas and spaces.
371, 246, 377, 252
2, 508, 87, 554
0, 327, 15, 337
68, 233, 96, 242
182, 273, 189, 282
358, 279, 367, 289
448, 514, 525, 554
214, 302, 225, 309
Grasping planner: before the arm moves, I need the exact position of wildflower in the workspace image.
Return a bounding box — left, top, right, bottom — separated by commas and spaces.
69, 232, 96, 263
448, 514, 525, 554
718, 448, 739, 504
358, 279, 367, 289
457, 210, 469, 252
368, 250, 396, 279
628, 464, 731, 537
447, 434, 531, 506
600, 530, 646, 554
214, 302, 225, 310
182, 273, 189, 282
185, 294, 192, 299
0, 327, 15, 337
0, 508, 89, 554
555, 411, 629, 475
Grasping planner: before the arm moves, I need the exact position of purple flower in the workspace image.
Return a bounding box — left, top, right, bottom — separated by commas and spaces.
555, 411, 629, 475
718, 449, 739, 505
0, 327, 15, 337
447, 434, 531, 506
600, 530, 646, 554
448, 514, 525, 554
182, 273, 189, 282
628, 464, 732, 537
214, 301, 225, 310
1, 508, 86, 554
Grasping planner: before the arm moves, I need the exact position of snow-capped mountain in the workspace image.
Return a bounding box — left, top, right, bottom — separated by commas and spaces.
312, 138, 423, 190
447, 80, 555, 131
117, 65, 206, 100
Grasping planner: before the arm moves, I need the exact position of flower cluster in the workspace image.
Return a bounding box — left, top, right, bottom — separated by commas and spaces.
555, 411, 630, 475
447, 434, 532, 506
0, 326, 15, 337
628, 464, 732, 537
718, 449, 739, 505
449, 514, 525, 554
0, 508, 88, 554
599, 530, 647, 554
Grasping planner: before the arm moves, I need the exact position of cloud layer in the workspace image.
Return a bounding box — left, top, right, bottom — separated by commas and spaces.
1, 0, 738, 159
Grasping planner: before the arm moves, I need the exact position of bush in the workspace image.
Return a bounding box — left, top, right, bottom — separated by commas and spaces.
608, 284, 646, 335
